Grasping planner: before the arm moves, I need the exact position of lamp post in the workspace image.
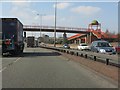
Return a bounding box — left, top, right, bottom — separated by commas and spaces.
37, 14, 45, 38
54, 1, 57, 47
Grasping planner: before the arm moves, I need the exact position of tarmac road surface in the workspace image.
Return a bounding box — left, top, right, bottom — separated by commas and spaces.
2, 47, 118, 88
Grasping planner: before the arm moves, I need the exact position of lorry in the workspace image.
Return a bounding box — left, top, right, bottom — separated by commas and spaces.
35, 40, 39, 47
2, 18, 24, 55
26, 36, 35, 47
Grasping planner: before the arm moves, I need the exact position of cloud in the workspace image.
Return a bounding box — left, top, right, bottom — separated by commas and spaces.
71, 6, 101, 15
59, 18, 66, 22
10, 1, 55, 25
53, 2, 71, 9
11, 7, 32, 22
11, 0, 31, 7
43, 15, 55, 21
10, 1, 35, 24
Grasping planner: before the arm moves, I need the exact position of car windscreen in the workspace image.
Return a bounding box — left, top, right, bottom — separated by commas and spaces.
81, 44, 87, 46
97, 42, 111, 47
64, 44, 68, 46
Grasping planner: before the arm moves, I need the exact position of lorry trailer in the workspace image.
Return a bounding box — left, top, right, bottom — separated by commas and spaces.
26, 36, 35, 47
2, 18, 24, 55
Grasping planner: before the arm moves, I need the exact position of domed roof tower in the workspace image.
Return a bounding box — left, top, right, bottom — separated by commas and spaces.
91, 20, 99, 25
88, 20, 101, 31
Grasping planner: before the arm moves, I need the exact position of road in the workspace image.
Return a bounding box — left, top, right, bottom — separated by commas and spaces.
2, 47, 118, 88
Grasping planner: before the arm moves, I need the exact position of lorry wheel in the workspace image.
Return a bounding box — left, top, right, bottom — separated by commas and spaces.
20, 49, 23, 53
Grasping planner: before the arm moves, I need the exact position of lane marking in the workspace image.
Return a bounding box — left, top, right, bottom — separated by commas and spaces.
13, 57, 21, 63
0, 67, 7, 72
1, 57, 22, 72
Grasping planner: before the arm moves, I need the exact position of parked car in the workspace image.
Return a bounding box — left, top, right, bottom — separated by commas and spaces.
63, 44, 70, 49
90, 40, 116, 54
115, 44, 120, 54
77, 43, 90, 50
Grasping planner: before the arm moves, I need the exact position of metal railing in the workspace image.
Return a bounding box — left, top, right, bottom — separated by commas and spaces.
40, 45, 119, 67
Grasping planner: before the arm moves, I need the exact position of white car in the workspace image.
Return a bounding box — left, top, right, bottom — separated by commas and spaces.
77, 43, 90, 50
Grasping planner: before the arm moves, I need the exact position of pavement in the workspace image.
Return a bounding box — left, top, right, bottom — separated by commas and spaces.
1, 47, 118, 88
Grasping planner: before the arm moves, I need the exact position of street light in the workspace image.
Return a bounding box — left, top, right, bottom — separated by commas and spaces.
37, 14, 46, 38
54, 1, 57, 47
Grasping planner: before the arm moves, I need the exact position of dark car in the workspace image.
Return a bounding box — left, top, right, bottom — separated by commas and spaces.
63, 44, 70, 49
115, 44, 120, 54
90, 40, 116, 54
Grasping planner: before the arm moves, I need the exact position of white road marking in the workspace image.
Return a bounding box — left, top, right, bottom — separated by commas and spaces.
0, 57, 22, 72
0, 67, 7, 72
13, 57, 21, 63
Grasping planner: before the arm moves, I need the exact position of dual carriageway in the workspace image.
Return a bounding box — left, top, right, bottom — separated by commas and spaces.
1, 24, 119, 88
1, 46, 119, 88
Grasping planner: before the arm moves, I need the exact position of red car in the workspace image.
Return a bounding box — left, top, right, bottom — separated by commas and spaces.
115, 44, 120, 54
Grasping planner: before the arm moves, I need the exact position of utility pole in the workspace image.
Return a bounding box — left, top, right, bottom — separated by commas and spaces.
37, 14, 45, 38
54, 1, 57, 47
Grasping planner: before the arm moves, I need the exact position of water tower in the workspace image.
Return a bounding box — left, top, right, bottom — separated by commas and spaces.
88, 20, 101, 31
87, 20, 102, 43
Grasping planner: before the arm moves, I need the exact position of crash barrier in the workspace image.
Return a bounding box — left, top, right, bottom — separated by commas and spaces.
40, 46, 119, 68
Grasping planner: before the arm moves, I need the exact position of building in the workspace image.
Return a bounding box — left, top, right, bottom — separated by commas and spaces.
68, 20, 118, 44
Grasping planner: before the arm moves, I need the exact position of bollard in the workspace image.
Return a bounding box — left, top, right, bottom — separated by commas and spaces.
76, 52, 78, 56
72, 52, 74, 55
85, 54, 87, 58
70, 52, 74, 55
106, 59, 109, 65
94, 56, 96, 61
80, 53, 83, 57
67, 51, 69, 54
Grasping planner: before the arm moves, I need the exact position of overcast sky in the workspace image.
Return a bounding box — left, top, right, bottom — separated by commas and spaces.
1, 0, 119, 38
